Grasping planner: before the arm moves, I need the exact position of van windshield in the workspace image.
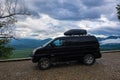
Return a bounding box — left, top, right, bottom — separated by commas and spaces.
42, 39, 53, 47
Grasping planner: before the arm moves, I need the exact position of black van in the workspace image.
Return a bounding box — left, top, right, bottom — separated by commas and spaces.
32, 29, 101, 70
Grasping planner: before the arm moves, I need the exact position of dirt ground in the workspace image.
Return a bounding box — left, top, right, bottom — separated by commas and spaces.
0, 52, 120, 80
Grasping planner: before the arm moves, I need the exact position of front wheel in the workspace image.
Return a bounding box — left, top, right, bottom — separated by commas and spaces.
38, 58, 51, 70
83, 54, 95, 65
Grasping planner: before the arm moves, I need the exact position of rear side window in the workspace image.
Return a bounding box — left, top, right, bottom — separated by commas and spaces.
64, 37, 98, 46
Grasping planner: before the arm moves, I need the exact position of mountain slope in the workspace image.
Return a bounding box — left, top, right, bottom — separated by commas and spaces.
98, 36, 120, 50
9, 38, 52, 50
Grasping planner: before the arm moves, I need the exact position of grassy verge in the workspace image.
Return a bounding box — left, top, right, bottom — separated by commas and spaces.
9, 49, 32, 58
0, 49, 33, 60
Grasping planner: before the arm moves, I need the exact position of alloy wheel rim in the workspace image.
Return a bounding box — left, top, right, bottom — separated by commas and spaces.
85, 55, 94, 64
40, 60, 49, 68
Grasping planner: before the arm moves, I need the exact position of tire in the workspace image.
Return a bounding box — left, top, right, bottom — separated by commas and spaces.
38, 57, 51, 70
83, 54, 95, 65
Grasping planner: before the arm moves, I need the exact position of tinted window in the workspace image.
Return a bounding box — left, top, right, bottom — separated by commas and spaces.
65, 37, 94, 46
53, 39, 63, 47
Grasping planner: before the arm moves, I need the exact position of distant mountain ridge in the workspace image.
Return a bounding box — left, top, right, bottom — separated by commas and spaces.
97, 36, 120, 50
8, 38, 52, 50
97, 36, 120, 41
8, 36, 120, 51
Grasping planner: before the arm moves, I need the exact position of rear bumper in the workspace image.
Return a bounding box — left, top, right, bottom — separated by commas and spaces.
94, 52, 102, 58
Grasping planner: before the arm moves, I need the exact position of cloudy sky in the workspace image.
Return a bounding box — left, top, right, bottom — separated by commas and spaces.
15, 0, 120, 39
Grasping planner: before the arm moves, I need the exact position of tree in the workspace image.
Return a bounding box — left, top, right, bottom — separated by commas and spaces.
0, 38, 13, 57
0, 0, 29, 57
116, 4, 120, 20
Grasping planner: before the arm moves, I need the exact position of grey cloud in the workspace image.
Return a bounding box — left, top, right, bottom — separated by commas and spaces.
16, 0, 120, 39
30, 34, 39, 37
89, 27, 120, 36
28, 0, 108, 20
81, 0, 105, 7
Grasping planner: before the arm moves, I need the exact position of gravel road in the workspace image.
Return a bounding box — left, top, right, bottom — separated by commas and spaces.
0, 52, 120, 80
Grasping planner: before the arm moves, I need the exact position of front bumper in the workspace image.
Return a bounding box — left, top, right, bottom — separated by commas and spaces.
32, 55, 39, 63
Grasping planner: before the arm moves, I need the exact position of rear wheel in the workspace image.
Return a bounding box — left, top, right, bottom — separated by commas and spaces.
83, 54, 95, 65
38, 58, 51, 70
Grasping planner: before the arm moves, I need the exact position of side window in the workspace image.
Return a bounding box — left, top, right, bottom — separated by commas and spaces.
53, 39, 63, 47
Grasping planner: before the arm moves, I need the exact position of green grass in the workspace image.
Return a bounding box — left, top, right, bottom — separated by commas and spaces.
0, 49, 33, 60
9, 49, 33, 59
